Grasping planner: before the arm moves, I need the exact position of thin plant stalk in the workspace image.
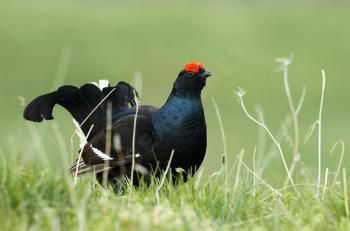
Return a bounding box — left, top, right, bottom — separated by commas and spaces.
74, 125, 94, 185
235, 154, 282, 197
283, 66, 300, 157
236, 88, 298, 193
261, 183, 318, 201
69, 87, 117, 165
322, 168, 329, 200
51, 46, 72, 91
212, 98, 228, 201
253, 146, 257, 197
26, 124, 50, 166
283, 155, 299, 188
129, 90, 139, 191
342, 168, 349, 225
282, 64, 301, 187
234, 149, 244, 192
156, 150, 175, 204
102, 102, 113, 188
70, 88, 117, 141
317, 70, 326, 197
52, 121, 70, 168
330, 140, 345, 185
259, 86, 306, 176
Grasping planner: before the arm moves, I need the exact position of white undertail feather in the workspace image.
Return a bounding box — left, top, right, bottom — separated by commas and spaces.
98, 79, 109, 90
90, 79, 110, 90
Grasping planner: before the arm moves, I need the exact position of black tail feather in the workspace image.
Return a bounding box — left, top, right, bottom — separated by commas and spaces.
23, 81, 139, 134
56, 85, 94, 123
23, 85, 93, 125
23, 92, 57, 122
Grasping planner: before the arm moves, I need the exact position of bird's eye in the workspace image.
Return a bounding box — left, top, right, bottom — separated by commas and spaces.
179, 70, 186, 76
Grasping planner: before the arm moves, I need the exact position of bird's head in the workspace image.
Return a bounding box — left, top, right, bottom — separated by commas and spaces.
173, 62, 212, 95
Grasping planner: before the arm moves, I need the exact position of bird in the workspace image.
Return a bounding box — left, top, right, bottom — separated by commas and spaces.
23, 62, 212, 187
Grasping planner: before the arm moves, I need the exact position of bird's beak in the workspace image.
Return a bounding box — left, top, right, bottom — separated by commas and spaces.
199, 70, 212, 78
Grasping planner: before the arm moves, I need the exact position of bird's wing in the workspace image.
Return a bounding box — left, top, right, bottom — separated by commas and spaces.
23, 85, 97, 126
100, 81, 138, 112
69, 113, 156, 176
23, 81, 139, 135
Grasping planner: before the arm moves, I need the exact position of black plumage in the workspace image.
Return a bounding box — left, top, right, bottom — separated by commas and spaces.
23, 63, 212, 186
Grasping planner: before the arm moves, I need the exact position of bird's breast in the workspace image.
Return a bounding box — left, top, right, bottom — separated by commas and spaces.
152, 96, 207, 169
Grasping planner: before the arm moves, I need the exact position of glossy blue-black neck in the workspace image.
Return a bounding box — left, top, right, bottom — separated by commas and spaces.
153, 88, 204, 139
168, 87, 201, 100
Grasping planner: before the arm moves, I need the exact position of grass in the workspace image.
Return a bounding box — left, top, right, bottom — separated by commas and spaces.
1, 149, 349, 230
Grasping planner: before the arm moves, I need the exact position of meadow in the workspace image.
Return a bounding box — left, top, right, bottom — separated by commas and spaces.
0, 0, 350, 230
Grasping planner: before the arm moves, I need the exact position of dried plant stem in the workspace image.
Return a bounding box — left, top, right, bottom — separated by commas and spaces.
330, 140, 345, 185
52, 122, 69, 168
342, 168, 349, 224
236, 90, 298, 193
211, 98, 228, 164
235, 153, 282, 197
212, 98, 228, 201
51, 46, 72, 91
322, 168, 329, 200
156, 150, 175, 204
129, 90, 139, 190
26, 124, 50, 166
70, 88, 116, 141
295, 86, 307, 115
283, 158, 298, 188
234, 149, 244, 192
259, 86, 306, 176
262, 183, 318, 201
74, 125, 94, 185
282, 65, 302, 187
102, 102, 113, 188
283, 67, 300, 157
253, 146, 257, 196
317, 70, 326, 197
69, 88, 117, 169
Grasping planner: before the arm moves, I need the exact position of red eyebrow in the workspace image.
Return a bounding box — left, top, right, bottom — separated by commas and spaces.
184, 62, 204, 73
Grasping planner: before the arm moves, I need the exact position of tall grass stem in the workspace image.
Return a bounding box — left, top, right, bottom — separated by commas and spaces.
102, 102, 113, 188
316, 70, 326, 197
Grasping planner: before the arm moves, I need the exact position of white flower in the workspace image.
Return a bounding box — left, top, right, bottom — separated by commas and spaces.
275, 53, 294, 71
234, 87, 246, 98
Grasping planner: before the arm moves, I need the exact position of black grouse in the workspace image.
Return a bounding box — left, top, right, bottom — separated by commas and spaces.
23, 62, 212, 186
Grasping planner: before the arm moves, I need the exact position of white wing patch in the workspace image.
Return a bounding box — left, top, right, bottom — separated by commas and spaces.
89, 147, 141, 161
73, 119, 94, 149
73, 119, 142, 162
73, 119, 113, 161
90, 145, 114, 161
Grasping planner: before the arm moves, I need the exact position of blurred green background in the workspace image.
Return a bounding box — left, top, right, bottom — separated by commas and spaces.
1, 0, 349, 183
